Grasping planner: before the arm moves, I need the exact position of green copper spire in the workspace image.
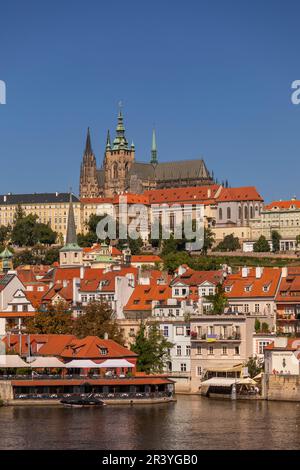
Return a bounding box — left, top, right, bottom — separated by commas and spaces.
113, 105, 128, 150
150, 129, 158, 165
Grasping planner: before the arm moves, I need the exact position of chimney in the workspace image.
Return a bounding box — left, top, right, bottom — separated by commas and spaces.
72, 277, 80, 304
4, 195, 7, 202
255, 266, 263, 279
104, 332, 108, 340
178, 265, 187, 276
281, 266, 288, 278
241, 266, 248, 278
62, 280, 68, 288
80, 266, 85, 280
207, 188, 211, 198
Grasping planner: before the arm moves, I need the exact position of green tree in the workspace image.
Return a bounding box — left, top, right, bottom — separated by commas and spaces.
271, 230, 281, 253
0, 225, 11, 245
214, 234, 241, 252
244, 356, 263, 378
43, 247, 60, 265
25, 301, 73, 334
13, 249, 36, 267
255, 318, 261, 333
131, 323, 174, 373
253, 235, 270, 253
296, 234, 300, 249
205, 283, 228, 314
202, 227, 215, 254
73, 301, 124, 344
162, 251, 190, 273
261, 322, 270, 333
34, 223, 57, 245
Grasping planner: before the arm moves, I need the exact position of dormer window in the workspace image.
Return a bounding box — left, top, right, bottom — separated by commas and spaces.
225, 286, 232, 292
263, 284, 270, 292
244, 285, 252, 292
99, 347, 108, 355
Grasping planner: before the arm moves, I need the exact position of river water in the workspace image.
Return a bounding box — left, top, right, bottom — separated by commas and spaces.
0, 395, 300, 450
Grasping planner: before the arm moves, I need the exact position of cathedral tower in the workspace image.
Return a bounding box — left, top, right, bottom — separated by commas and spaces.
79, 128, 101, 198
103, 108, 135, 197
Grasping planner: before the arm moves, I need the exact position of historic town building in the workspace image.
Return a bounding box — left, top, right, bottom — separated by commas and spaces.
79, 109, 214, 198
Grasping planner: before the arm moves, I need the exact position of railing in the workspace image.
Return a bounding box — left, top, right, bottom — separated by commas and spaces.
14, 391, 172, 400
0, 374, 135, 381
191, 333, 241, 341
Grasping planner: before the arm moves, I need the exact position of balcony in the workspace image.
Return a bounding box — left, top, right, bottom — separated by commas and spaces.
191, 333, 241, 342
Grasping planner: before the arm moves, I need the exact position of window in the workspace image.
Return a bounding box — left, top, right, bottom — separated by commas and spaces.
176, 309, 180, 316
255, 304, 260, 313
222, 346, 228, 355
180, 363, 187, 372
186, 345, 191, 356
176, 326, 184, 335
208, 346, 214, 355
209, 288, 214, 295
227, 207, 231, 220
22, 304, 28, 312
197, 366, 202, 377
81, 295, 87, 302
197, 346, 202, 355
174, 288, 179, 296
219, 208, 223, 220
12, 305, 18, 312
186, 326, 190, 336
99, 348, 108, 355
177, 345, 182, 356
244, 304, 249, 313
235, 346, 240, 355
163, 326, 169, 337
168, 309, 173, 316
258, 341, 270, 355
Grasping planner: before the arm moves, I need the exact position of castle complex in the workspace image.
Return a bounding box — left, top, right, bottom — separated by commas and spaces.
79, 110, 214, 198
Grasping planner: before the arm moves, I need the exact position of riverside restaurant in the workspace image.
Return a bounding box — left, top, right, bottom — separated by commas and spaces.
0, 355, 175, 403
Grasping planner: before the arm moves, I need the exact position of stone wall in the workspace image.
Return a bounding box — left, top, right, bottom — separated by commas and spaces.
263, 374, 300, 401
0, 381, 14, 402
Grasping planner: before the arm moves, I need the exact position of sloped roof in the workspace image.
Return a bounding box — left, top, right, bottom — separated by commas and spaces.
217, 187, 263, 202
172, 268, 223, 287
125, 283, 172, 311
145, 184, 220, 204
224, 267, 281, 298
0, 193, 80, 205
264, 200, 300, 210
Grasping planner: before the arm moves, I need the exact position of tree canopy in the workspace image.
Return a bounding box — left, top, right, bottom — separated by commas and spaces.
11, 209, 57, 247
131, 323, 174, 373
25, 301, 73, 335
205, 284, 228, 314
214, 234, 241, 252
253, 235, 270, 253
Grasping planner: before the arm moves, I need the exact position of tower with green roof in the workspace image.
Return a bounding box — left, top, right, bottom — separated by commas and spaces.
0, 246, 13, 273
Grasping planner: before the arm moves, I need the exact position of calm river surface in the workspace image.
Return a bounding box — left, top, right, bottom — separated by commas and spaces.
0, 395, 300, 450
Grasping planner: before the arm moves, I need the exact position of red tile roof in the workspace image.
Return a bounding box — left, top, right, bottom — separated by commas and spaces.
265, 200, 300, 210
276, 268, 300, 303
125, 284, 172, 311
217, 186, 263, 202
11, 377, 173, 387
145, 185, 221, 204
131, 255, 162, 264
224, 267, 281, 298
80, 197, 114, 204
113, 193, 150, 205
172, 268, 223, 287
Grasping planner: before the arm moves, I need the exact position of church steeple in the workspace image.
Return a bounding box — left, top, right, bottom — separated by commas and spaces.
113, 105, 128, 150
150, 129, 158, 165
84, 127, 93, 155
59, 193, 83, 267
106, 129, 111, 150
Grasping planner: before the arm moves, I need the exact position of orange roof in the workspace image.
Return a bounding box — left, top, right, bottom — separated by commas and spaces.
131, 255, 162, 263
265, 200, 300, 210
0, 312, 35, 318
217, 186, 263, 202
59, 336, 137, 359
80, 197, 114, 204
172, 268, 223, 287
3, 334, 136, 360
24, 290, 44, 309
265, 338, 300, 351
125, 283, 172, 311
11, 377, 172, 387
145, 185, 220, 204
224, 267, 281, 298
113, 193, 150, 205
276, 268, 300, 303
42, 283, 73, 302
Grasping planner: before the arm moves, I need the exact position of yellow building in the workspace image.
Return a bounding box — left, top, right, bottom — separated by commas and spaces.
0, 193, 82, 242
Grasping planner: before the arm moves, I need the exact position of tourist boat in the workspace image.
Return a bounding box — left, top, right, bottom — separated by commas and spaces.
60, 395, 105, 408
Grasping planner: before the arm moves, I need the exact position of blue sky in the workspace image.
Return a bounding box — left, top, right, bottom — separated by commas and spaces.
0, 0, 299, 201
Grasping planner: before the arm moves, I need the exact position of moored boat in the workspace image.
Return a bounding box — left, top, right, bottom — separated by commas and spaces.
60, 395, 105, 408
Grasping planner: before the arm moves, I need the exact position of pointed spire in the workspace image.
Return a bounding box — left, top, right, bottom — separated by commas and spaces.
150, 129, 158, 165
84, 127, 93, 155
113, 103, 128, 149
106, 129, 111, 149
65, 192, 78, 246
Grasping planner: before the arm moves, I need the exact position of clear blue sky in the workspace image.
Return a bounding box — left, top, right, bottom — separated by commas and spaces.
0, 0, 299, 202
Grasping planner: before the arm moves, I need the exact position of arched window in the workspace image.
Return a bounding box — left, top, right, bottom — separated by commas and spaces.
244, 206, 248, 220
238, 206, 242, 220
250, 206, 253, 219
125, 162, 129, 175
112, 162, 118, 179
219, 208, 222, 220
227, 207, 231, 220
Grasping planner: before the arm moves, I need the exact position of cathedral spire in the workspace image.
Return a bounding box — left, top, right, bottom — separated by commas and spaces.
84, 127, 93, 155
106, 129, 111, 149
150, 129, 158, 165
113, 104, 128, 149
